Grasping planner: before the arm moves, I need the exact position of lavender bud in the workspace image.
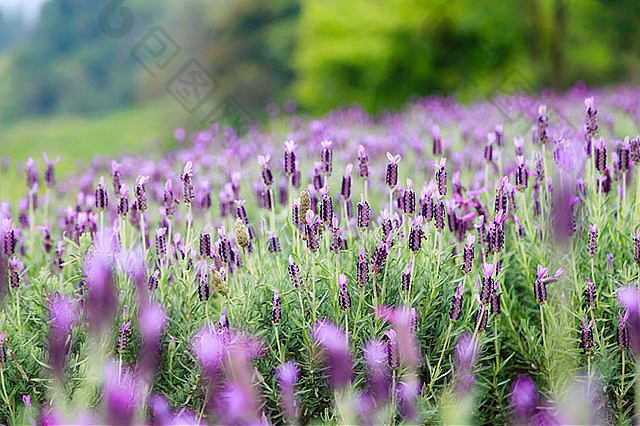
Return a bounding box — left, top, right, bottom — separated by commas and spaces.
534, 265, 548, 304
371, 240, 389, 275
148, 269, 159, 291
116, 321, 132, 354
408, 216, 423, 253
484, 133, 494, 162
313, 163, 324, 191
434, 199, 446, 230
588, 224, 598, 257
283, 140, 297, 175
272, 290, 281, 325
258, 154, 273, 187
118, 187, 130, 217
617, 310, 629, 349
537, 105, 549, 145
630, 136, 640, 162
431, 125, 442, 155
181, 161, 194, 205
404, 179, 416, 215
535, 152, 544, 184
385, 152, 401, 188
320, 189, 333, 224
111, 161, 121, 195
357, 195, 370, 229
8, 256, 23, 288
594, 138, 607, 173
385, 330, 400, 370
95, 176, 108, 210
341, 164, 352, 200
200, 230, 211, 258
480, 264, 495, 306
135, 176, 149, 212
42, 153, 60, 187
305, 212, 320, 252
268, 233, 281, 253
338, 274, 351, 312
291, 202, 300, 228
475, 307, 488, 332
584, 277, 595, 308
288, 256, 302, 289
449, 284, 463, 321
321, 140, 333, 175
580, 318, 594, 354
0, 333, 5, 364
618, 138, 630, 172
462, 234, 475, 274
292, 170, 301, 188
357, 251, 369, 288
490, 287, 501, 316
585, 97, 598, 137
435, 158, 447, 197
358, 145, 369, 179
197, 263, 210, 302
494, 177, 508, 214
155, 228, 167, 259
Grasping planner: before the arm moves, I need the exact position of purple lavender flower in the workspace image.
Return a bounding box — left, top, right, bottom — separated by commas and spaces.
385, 152, 401, 188
103, 361, 138, 425
49, 296, 76, 375
585, 96, 598, 137
271, 290, 281, 325
313, 320, 353, 389
138, 302, 166, 377
8, 256, 23, 288
182, 161, 194, 204
580, 317, 594, 354
584, 277, 596, 308
258, 154, 273, 187
363, 339, 390, 402
276, 361, 300, 419
594, 137, 607, 173
0, 332, 5, 365
283, 140, 297, 176
435, 158, 447, 197
42, 152, 61, 187
132, 176, 148, 213
341, 163, 353, 200
510, 375, 538, 420
357, 145, 369, 179
321, 140, 333, 175
338, 274, 351, 312
288, 255, 302, 289
462, 234, 475, 273
449, 283, 463, 321
95, 176, 108, 210
85, 234, 117, 330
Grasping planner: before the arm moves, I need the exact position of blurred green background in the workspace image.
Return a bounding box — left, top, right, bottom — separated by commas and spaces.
0, 0, 638, 164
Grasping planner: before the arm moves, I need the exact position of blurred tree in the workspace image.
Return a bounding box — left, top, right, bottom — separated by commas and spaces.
0, 0, 166, 120
200, 0, 300, 119
293, 0, 640, 113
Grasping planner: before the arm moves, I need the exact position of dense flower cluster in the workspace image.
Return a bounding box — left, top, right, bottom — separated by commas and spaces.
0, 85, 639, 424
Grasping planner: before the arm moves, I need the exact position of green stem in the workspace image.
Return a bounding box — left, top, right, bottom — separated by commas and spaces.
540, 304, 549, 372
428, 322, 453, 394
0, 367, 15, 424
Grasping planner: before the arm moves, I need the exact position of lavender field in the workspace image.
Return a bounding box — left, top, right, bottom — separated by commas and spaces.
1, 85, 640, 425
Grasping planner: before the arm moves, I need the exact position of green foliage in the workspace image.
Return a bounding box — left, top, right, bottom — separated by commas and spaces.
294, 0, 640, 113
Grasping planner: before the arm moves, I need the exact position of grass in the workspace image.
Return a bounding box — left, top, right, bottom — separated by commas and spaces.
1, 98, 188, 174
